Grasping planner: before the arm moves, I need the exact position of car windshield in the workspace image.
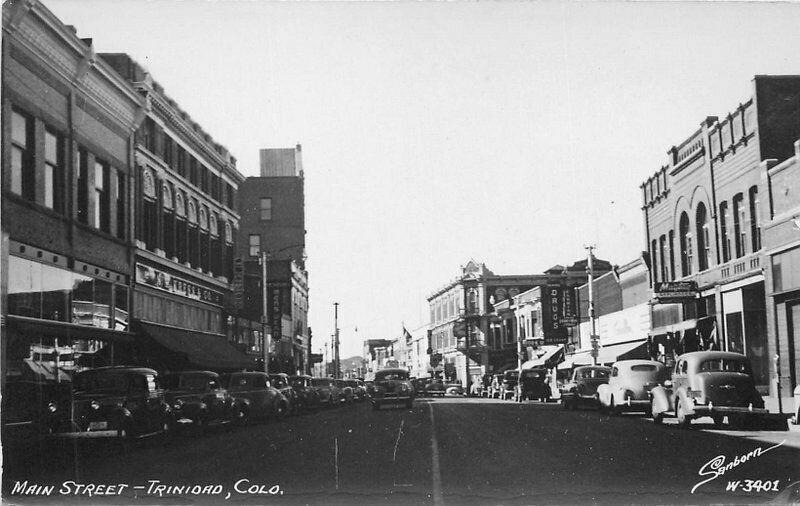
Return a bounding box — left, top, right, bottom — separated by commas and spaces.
73, 371, 129, 394
375, 371, 408, 381
699, 358, 751, 374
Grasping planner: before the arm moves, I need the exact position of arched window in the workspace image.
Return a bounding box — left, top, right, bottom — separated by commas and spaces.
695, 203, 710, 271
679, 212, 693, 277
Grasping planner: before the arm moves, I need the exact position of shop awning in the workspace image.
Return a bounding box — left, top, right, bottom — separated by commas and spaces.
136, 320, 252, 371
521, 345, 564, 369
559, 340, 649, 368
648, 319, 697, 336
6, 315, 135, 343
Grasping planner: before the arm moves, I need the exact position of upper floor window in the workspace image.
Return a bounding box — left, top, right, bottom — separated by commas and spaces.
651, 239, 659, 283
163, 135, 173, 167
226, 183, 235, 209
679, 212, 693, 277
94, 160, 110, 233
659, 235, 668, 282
719, 201, 730, 263
44, 129, 64, 211
732, 193, 746, 259
176, 145, 187, 177
260, 198, 272, 220
695, 203, 710, 271
748, 186, 761, 253
142, 117, 156, 153
467, 290, 478, 313
116, 170, 126, 240
668, 230, 675, 280
10, 109, 34, 200
77, 149, 89, 223
249, 235, 260, 257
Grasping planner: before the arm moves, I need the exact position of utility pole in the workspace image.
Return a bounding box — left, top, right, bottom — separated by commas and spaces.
261, 250, 270, 374
585, 245, 599, 366
333, 302, 340, 379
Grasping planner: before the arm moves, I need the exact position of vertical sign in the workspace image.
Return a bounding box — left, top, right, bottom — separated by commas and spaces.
269, 286, 283, 342
231, 257, 244, 311
543, 285, 568, 345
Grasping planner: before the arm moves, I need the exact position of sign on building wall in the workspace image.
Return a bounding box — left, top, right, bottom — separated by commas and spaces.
653, 281, 698, 304
541, 285, 574, 345
578, 303, 651, 349
231, 257, 244, 311
135, 263, 223, 306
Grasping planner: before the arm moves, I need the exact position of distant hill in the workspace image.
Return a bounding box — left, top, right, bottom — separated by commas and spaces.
340, 355, 365, 371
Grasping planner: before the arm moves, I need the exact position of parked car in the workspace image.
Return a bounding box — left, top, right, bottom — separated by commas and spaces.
444, 381, 464, 396
346, 379, 367, 402
334, 379, 354, 404
289, 375, 321, 411
560, 366, 611, 410
59, 366, 173, 439
368, 368, 414, 410
221, 371, 288, 421
516, 368, 552, 402
412, 378, 431, 397
501, 371, 518, 400
1, 380, 72, 437
269, 373, 298, 414
425, 378, 446, 397
597, 360, 667, 415
311, 377, 340, 407
650, 351, 787, 429
163, 371, 247, 431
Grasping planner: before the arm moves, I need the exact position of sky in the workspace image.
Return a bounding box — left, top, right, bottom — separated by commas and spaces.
44, 0, 800, 359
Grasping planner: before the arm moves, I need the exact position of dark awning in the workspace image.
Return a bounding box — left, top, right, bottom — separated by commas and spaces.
135, 320, 252, 371
6, 315, 134, 343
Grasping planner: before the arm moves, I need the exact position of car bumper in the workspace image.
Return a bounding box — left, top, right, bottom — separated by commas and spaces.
373, 394, 412, 403
692, 405, 769, 415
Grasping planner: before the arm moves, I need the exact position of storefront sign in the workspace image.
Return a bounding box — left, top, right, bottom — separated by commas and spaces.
231, 258, 245, 311
653, 281, 698, 303
542, 285, 572, 345
135, 263, 223, 306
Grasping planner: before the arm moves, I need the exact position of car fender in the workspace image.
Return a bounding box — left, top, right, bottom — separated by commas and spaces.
674, 388, 696, 415
596, 384, 611, 406
649, 386, 672, 416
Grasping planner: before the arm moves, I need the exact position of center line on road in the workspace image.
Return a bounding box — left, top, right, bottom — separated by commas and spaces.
429, 403, 444, 506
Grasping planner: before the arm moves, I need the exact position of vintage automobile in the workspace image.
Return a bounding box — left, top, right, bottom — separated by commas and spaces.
269, 373, 298, 414
516, 368, 552, 402
597, 360, 667, 415
1, 380, 72, 438
346, 379, 367, 402
650, 351, 784, 429
368, 368, 415, 410
560, 366, 611, 410
444, 381, 465, 396
425, 378, 446, 397
163, 371, 247, 431
501, 370, 518, 400
60, 366, 173, 439
289, 374, 321, 411
412, 378, 431, 397
334, 379, 354, 404
311, 377, 340, 407
221, 371, 288, 421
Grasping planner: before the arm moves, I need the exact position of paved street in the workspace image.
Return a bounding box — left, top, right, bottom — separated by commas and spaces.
3, 398, 799, 505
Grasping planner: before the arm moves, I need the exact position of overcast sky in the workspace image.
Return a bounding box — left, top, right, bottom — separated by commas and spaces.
45, 0, 800, 359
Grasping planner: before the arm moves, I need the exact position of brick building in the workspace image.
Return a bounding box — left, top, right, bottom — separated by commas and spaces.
640, 76, 800, 402
235, 145, 309, 374
763, 139, 800, 409
2, 0, 144, 386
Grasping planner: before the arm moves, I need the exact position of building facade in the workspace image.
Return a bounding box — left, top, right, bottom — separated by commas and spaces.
640, 76, 800, 402
763, 139, 800, 408
2, 0, 144, 386
99, 53, 250, 371
429, 259, 610, 386
235, 150, 309, 374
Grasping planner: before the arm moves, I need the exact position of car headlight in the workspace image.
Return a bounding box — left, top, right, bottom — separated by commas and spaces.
91, 400, 101, 410
173, 400, 184, 410
48, 402, 58, 413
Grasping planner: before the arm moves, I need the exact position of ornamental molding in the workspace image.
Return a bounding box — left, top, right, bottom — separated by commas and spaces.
187, 200, 197, 224
209, 213, 218, 237
198, 206, 208, 230
225, 222, 233, 244
162, 183, 173, 209
143, 169, 156, 199
174, 191, 185, 217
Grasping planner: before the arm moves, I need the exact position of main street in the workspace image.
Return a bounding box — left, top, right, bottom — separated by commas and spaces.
3, 399, 799, 505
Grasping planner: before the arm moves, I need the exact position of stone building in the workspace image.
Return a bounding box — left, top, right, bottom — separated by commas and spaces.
98, 53, 250, 371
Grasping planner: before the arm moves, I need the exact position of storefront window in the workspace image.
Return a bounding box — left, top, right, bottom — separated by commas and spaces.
772, 247, 800, 293
40, 263, 72, 322
72, 274, 94, 326
115, 285, 129, 331
7, 256, 42, 318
